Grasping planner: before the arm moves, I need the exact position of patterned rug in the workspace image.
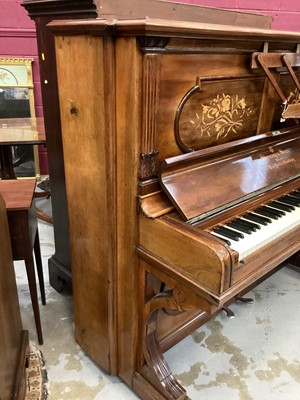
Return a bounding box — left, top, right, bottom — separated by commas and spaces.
25, 346, 48, 400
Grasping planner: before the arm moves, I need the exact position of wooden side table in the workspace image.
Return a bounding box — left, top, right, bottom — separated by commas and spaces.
0, 179, 46, 345
0, 194, 29, 400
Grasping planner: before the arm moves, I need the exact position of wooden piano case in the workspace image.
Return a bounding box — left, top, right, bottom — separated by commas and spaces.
50, 18, 300, 399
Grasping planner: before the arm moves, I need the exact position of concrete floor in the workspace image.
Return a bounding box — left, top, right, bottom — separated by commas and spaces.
16, 220, 300, 399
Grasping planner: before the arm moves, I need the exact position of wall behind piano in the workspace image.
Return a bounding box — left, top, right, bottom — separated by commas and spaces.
175, 0, 300, 31
0, 0, 48, 174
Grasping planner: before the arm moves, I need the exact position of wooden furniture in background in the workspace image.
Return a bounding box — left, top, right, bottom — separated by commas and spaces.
21, 0, 272, 292
0, 194, 29, 400
0, 179, 46, 345
50, 17, 300, 399
0, 117, 52, 224
0, 117, 46, 180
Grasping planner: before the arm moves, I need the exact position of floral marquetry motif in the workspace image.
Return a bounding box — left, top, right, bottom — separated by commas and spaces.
175, 77, 263, 152
191, 93, 253, 141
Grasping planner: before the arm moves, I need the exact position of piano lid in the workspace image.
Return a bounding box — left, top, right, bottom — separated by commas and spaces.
159, 127, 300, 223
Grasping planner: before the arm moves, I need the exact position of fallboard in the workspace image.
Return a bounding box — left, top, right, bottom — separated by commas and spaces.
159, 127, 300, 222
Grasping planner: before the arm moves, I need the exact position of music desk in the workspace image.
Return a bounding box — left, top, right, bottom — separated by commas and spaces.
0, 117, 46, 180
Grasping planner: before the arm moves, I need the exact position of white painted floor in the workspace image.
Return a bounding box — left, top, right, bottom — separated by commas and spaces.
15, 220, 300, 399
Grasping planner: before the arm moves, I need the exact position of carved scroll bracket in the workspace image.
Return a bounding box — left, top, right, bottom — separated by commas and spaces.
141, 289, 190, 400
139, 151, 159, 180
139, 275, 212, 399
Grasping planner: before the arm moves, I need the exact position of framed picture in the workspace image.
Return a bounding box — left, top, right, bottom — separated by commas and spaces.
0, 57, 40, 178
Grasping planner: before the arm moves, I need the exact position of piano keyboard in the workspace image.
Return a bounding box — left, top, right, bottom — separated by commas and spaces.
210, 190, 300, 261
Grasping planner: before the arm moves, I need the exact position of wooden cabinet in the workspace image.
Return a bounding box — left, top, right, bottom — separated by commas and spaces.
0, 195, 29, 400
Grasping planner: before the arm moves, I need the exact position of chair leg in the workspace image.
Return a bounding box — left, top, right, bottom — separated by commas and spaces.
25, 255, 43, 345
34, 230, 46, 306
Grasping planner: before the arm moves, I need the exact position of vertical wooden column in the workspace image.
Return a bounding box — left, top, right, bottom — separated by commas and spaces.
115, 37, 142, 383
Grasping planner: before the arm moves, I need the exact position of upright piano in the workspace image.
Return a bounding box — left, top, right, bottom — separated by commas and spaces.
50, 17, 300, 399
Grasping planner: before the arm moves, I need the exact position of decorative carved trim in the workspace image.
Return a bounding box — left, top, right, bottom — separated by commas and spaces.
22, 0, 97, 17
138, 36, 170, 51
139, 54, 161, 180
139, 151, 159, 180
142, 293, 189, 400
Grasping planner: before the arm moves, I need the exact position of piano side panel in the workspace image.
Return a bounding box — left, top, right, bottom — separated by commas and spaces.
54, 34, 118, 373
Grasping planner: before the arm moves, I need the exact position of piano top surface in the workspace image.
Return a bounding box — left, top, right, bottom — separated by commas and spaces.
48, 17, 300, 42
159, 127, 300, 222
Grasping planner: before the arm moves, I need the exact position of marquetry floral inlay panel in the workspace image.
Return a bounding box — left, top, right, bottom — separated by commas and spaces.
190, 93, 253, 141
175, 78, 264, 152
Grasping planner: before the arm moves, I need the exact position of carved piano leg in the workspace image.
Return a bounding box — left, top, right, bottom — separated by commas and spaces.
143, 308, 189, 400
135, 254, 219, 400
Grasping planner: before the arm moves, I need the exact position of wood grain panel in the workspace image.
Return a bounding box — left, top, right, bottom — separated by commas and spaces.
54, 34, 116, 372
115, 36, 142, 384
139, 215, 232, 294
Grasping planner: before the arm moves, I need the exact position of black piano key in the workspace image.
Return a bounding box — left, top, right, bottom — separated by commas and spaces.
259, 205, 285, 217
277, 196, 300, 207
253, 208, 279, 220
268, 200, 295, 212
253, 207, 279, 219
238, 218, 261, 230
284, 195, 300, 204
243, 213, 271, 225
226, 220, 254, 234
287, 193, 300, 203
214, 226, 243, 241
233, 217, 258, 230
292, 190, 300, 197
289, 191, 300, 200
211, 232, 231, 246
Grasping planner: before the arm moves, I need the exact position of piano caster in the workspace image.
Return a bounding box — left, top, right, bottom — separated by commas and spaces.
237, 296, 254, 304
222, 297, 254, 319
222, 306, 235, 318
